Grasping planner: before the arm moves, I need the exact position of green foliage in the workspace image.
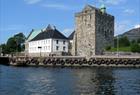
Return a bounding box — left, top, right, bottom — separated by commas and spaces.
0, 44, 8, 54
130, 43, 140, 53
105, 45, 111, 51
119, 36, 130, 47
137, 38, 140, 43
114, 38, 117, 48
14, 33, 26, 45
6, 37, 18, 53
114, 36, 130, 48
131, 40, 136, 44
1, 32, 26, 54
109, 47, 131, 52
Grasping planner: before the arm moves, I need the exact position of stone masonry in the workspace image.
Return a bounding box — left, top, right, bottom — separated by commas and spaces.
72, 5, 114, 57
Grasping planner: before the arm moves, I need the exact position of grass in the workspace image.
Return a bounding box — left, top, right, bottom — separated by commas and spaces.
108, 46, 131, 52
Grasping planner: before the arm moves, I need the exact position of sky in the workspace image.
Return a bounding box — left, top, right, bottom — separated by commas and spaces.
0, 0, 140, 44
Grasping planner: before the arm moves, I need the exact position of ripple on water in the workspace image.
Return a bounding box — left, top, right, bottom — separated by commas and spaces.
0, 65, 140, 95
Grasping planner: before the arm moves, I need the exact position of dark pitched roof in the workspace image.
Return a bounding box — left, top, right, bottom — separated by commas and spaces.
30, 25, 68, 41
68, 31, 75, 40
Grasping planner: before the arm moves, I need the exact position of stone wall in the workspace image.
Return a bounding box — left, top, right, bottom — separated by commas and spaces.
72, 5, 114, 57
95, 10, 114, 55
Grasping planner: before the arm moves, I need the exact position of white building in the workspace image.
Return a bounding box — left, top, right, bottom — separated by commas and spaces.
27, 25, 68, 57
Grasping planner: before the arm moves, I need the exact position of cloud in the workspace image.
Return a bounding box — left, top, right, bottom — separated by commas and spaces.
62, 28, 74, 37
41, 4, 76, 11
24, 0, 42, 4
134, 24, 140, 28
123, 9, 135, 14
99, 0, 126, 5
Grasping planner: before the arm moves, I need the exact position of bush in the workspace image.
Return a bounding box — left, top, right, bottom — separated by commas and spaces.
131, 40, 136, 44
131, 43, 140, 53
105, 46, 111, 51
119, 36, 130, 47
137, 38, 140, 43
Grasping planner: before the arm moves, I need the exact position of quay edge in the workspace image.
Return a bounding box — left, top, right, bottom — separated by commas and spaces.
0, 57, 10, 66
7, 56, 140, 67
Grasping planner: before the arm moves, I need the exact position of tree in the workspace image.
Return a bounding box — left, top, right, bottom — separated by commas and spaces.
105, 45, 111, 51
137, 38, 140, 43
131, 43, 140, 53
14, 33, 26, 52
14, 33, 26, 45
131, 39, 136, 44
0, 44, 8, 54
119, 36, 130, 47
6, 37, 18, 53
114, 38, 117, 48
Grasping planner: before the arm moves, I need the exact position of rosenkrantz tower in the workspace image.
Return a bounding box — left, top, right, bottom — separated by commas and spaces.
72, 4, 114, 57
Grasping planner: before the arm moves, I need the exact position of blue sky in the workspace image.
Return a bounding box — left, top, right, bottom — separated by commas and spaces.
0, 0, 140, 44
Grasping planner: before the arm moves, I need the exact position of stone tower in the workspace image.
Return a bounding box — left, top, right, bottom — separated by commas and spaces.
72, 5, 114, 57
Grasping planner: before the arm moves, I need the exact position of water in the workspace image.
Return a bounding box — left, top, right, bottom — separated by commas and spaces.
0, 65, 140, 95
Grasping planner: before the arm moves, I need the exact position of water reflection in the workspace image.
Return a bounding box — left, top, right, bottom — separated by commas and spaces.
0, 65, 140, 95
73, 67, 116, 95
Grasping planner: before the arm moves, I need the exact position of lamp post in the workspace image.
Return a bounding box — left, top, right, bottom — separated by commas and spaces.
117, 36, 119, 57
38, 46, 42, 57
0, 47, 2, 57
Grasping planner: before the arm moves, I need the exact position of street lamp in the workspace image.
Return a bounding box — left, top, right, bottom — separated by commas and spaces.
117, 36, 119, 57
0, 47, 2, 56
38, 46, 42, 57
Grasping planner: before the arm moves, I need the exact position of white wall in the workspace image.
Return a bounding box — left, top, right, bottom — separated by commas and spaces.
28, 38, 68, 54
29, 39, 51, 53
52, 39, 68, 52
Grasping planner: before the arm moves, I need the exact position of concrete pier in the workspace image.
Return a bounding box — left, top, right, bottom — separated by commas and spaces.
0, 57, 10, 65
8, 56, 140, 67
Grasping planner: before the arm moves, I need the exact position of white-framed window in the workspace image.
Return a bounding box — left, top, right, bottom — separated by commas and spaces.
63, 41, 65, 45
63, 46, 66, 51
56, 46, 59, 50
56, 40, 59, 44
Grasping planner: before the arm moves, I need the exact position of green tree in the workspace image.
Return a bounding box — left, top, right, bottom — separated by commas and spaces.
114, 38, 117, 48
6, 37, 18, 53
5, 33, 26, 54
131, 43, 140, 53
14, 33, 26, 52
119, 36, 130, 47
105, 45, 111, 51
0, 44, 8, 54
137, 38, 140, 43
131, 39, 136, 44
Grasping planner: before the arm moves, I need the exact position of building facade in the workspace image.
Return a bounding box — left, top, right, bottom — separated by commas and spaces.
72, 5, 114, 57
26, 25, 68, 57
25, 29, 42, 56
